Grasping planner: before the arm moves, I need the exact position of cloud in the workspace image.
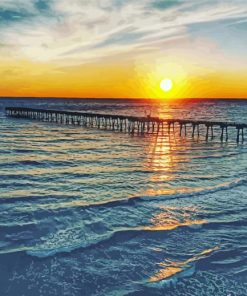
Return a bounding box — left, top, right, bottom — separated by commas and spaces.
0, 0, 246, 64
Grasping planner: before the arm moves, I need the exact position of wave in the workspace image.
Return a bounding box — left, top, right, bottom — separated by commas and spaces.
192, 152, 241, 160
0, 228, 142, 258
148, 247, 220, 284
0, 217, 208, 258
202, 218, 247, 229
12, 149, 36, 153
0, 176, 246, 210
0, 159, 78, 169
8, 213, 243, 259
25, 223, 205, 258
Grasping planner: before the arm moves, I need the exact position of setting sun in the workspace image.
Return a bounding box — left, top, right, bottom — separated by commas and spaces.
160, 79, 173, 92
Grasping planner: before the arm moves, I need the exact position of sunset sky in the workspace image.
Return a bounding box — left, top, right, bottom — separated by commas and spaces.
0, 0, 247, 99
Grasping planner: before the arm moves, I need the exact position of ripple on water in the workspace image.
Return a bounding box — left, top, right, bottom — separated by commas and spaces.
0, 99, 247, 295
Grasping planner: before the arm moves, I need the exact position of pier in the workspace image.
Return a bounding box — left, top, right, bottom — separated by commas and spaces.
5, 107, 246, 142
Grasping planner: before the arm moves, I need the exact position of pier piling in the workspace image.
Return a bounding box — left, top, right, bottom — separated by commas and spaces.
5, 107, 247, 143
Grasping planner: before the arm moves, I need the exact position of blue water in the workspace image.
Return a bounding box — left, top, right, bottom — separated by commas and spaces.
0, 98, 246, 296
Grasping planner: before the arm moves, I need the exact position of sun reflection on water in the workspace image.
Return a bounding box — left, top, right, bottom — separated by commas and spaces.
144, 205, 219, 284
149, 246, 220, 283
143, 129, 194, 197
144, 205, 207, 232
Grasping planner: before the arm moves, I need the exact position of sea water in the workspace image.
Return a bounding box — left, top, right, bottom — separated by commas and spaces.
0, 98, 246, 295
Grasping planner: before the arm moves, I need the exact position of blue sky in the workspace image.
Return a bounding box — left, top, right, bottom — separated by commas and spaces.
0, 0, 246, 64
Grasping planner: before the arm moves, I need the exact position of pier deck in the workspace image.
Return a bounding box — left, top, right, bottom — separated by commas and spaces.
5, 107, 247, 142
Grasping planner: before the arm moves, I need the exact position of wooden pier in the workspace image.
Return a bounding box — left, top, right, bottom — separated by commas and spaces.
5, 107, 247, 142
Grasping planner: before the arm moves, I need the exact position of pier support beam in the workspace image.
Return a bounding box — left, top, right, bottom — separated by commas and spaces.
5, 107, 247, 143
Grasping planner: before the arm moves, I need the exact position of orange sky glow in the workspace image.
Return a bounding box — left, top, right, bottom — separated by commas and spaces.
0, 1, 247, 99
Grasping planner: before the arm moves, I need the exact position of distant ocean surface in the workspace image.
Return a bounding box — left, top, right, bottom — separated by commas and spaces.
0, 98, 246, 296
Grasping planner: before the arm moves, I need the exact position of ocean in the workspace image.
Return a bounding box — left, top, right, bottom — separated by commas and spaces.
0, 98, 246, 295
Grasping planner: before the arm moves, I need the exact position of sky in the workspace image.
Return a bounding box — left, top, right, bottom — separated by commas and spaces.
0, 0, 247, 99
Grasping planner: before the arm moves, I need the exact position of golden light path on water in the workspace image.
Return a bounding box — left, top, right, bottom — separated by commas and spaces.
143, 205, 207, 231
149, 246, 220, 283
139, 122, 222, 284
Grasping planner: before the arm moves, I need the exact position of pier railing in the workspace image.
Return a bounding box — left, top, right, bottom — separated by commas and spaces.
5, 107, 246, 142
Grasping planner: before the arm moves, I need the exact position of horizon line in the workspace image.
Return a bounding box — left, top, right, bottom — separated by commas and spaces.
1, 96, 247, 101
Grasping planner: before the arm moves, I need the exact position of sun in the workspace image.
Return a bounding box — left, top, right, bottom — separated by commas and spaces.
160, 79, 173, 92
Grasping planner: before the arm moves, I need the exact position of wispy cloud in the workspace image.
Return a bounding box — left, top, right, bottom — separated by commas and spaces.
0, 0, 246, 64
